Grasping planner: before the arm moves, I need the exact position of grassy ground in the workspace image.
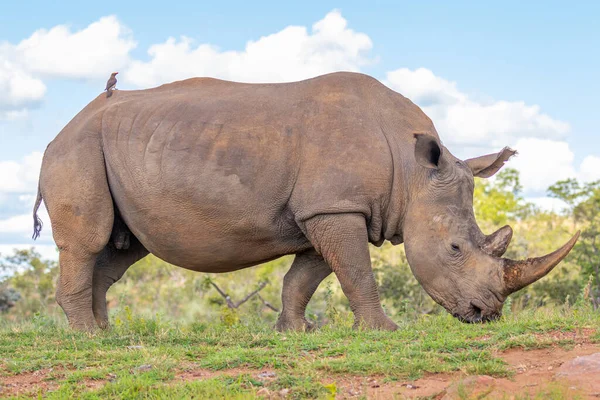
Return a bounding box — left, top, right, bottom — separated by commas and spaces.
0, 305, 599, 399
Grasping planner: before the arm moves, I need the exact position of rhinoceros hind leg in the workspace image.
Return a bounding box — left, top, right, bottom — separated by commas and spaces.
43, 156, 114, 330
92, 235, 148, 329
275, 249, 332, 332
42, 131, 117, 331
304, 213, 398, 331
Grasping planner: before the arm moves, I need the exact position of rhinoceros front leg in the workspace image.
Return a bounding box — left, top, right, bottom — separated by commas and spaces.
54, 250, 100, 331
275, 249, 332, 332
304, 213, 398, 331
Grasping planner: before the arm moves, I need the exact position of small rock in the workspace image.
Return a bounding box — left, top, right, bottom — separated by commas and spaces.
136, 364, 153, 372
348, 388, 361, 396
547, 366, 553, 371
406, 384, 415, 389
366, 377, 380, 388
556, 353, 600, 377
258, 371, 276, 379
279, 388, 290, 397
127, 345, 144, 350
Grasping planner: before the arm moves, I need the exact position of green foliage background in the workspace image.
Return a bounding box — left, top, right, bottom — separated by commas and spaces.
0, 169, 597, 325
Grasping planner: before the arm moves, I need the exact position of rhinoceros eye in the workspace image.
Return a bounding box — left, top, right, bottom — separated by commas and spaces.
451, 243, 461, 252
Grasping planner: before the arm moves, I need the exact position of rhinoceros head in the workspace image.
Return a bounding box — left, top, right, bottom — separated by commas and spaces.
402, 134, 579, 323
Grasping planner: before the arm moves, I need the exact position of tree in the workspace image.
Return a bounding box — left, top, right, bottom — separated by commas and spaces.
0, 248, 59, 319
548, 179, 600, 307
473, 168, 533, 228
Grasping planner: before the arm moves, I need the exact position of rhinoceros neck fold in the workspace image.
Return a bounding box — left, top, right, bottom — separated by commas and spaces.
379, 131, 413, 244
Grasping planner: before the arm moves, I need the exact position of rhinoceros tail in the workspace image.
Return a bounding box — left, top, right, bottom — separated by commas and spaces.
32, 185, 43, 240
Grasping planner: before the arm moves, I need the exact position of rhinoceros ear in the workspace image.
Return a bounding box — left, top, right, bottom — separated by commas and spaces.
414, 134, 443, 169
465, 147, 517, 178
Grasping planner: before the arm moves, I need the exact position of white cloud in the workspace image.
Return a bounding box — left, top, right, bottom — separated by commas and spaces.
386, 67, 464, 107
0, 213, 35, 234
510, 138, 576, 193
124, 10, 373, 87
578, 155, 600, 183
0, 207, 50, 237
0, 151, 43, 193
0, 16, 134, 117
14, 16, 135, 80
385, 68, 570, 149
0, 61, 46, 117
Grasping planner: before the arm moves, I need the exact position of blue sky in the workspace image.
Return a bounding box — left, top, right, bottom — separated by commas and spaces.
0, 1, 598, 258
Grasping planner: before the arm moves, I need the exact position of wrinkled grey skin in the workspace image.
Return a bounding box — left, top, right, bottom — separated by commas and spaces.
32, 72, 578, 331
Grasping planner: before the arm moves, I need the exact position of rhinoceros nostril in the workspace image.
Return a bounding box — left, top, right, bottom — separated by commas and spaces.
470, 302, 482, 322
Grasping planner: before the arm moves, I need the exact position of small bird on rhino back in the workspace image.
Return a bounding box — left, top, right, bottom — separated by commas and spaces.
105, 72, 118, 98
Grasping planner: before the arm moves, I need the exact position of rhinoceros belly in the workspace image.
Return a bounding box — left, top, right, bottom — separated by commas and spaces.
101, 101, 309, 272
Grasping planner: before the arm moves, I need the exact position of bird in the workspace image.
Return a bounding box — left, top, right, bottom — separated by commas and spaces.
105, 72, 118, 98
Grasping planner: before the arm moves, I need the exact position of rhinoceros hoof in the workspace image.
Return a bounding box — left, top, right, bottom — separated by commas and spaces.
353, 315, 398, 331
274, 315, 316, 332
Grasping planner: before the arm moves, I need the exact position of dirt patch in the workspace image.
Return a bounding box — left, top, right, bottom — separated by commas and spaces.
0, 367, 109, 398
0, 368, 59, 397
328, 373, 452, 399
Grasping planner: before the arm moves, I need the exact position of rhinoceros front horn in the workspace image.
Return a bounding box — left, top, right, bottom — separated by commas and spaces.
502, 231, 580, 295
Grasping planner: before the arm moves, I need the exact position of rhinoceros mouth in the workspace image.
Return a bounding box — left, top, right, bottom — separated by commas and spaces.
453, 301, 502, 324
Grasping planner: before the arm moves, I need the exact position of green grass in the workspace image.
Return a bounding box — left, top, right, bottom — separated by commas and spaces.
0, 306, 598, 399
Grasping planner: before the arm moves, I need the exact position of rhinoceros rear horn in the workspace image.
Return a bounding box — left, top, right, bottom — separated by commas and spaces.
482, 225, 513, 257
501, 231, 580, 295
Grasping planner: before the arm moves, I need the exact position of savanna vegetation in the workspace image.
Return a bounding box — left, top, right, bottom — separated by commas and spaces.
1, 169, 599, 399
